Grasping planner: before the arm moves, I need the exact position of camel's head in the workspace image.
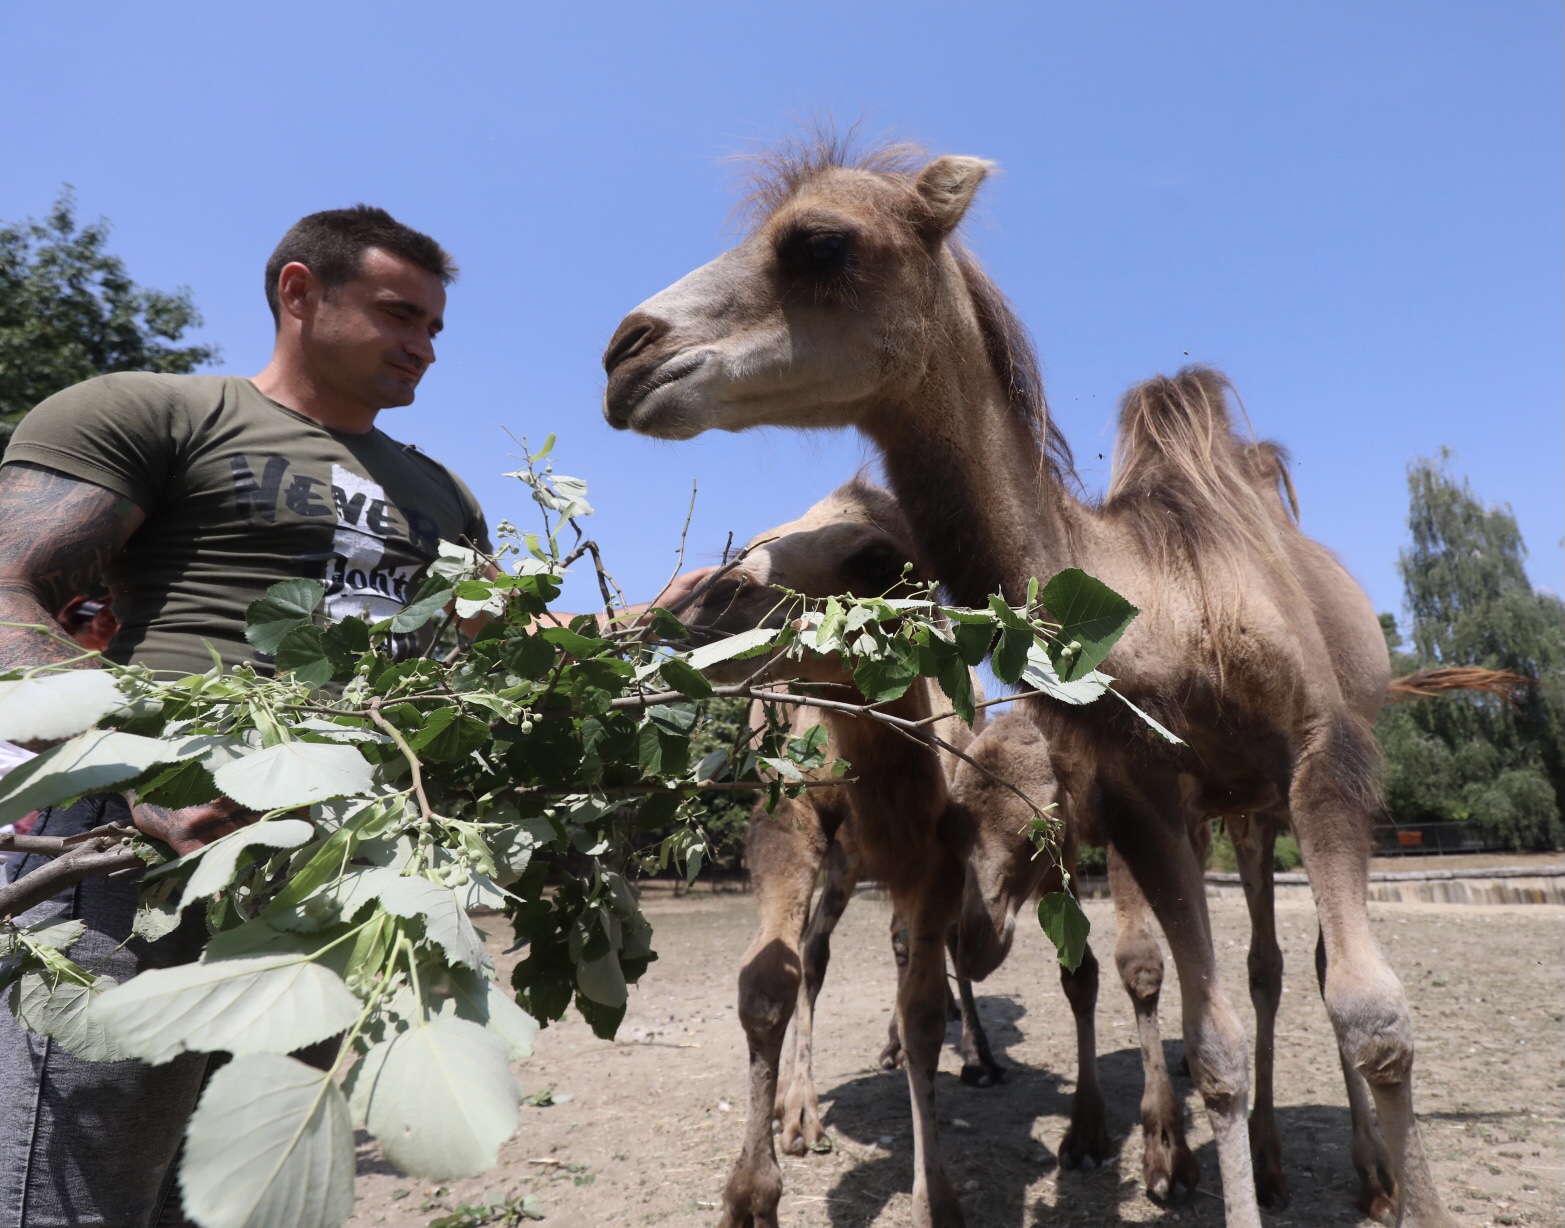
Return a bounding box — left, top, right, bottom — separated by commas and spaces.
682, 479, 925, 685
949, 714, 1061, 980
602, 142, 994, 440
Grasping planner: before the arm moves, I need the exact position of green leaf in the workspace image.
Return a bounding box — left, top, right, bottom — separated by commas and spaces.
212, 742, 374, 811
180, 1053, 355, 1228
1018, 646, 1113, 706
539, 625, 606, 658
1037, 892, 1091, 972
21, 917, 87, 951
646, 607, 689, 640
244, 579, 325, 655
0, 671, 125, 743
173, 819, 316, 907
411, 709, 490, 764
1111, 688, 1187, 745
1039, 568, 1140, 681
349, 1019, 520, 1180
658, 656, 713, 699
852, 650, 919, 704
0, 729, 204, 825
992, 626, 1034, 684
389, 580, 453, 634
88, 953, 361, 1063
273, 625, 335, 688
445, 967, 540, 1060
10, 971, 129, 1061
681, 625, 779, 672
947, 615, 996, 667
576, 949, 627, 1008
309, 868, 486, 970
136, 756, 221, 809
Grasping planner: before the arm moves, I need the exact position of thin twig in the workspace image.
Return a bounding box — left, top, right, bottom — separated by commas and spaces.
658, 480, 698, 607
0, 837, 143, 921
661, 547, 755, 618
511, 777, 852, 802
0, 823, 135, 856
720, 531, 734, 566
368, 699, 435, 824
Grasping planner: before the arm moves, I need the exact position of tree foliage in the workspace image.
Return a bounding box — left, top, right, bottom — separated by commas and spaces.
1377, 453, 1565, 849
0, 188, 218, 451
0, 446, 1163, 1228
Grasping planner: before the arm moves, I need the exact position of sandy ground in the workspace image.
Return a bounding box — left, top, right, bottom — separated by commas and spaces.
348, 891, 1564, 1228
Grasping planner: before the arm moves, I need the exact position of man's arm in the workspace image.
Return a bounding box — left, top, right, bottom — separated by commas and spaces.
0, 462, 145, 669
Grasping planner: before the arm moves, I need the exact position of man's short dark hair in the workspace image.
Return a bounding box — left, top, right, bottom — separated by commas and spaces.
265, 205, 458, 325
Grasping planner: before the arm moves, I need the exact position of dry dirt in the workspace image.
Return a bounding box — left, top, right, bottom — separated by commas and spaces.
348, 890, 1564, 1228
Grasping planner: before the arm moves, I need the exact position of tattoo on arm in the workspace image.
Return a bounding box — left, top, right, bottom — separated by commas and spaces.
0, 463, 145, 669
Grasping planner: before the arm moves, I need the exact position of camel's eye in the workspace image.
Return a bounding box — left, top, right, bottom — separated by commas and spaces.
843, 542, 905, 592
779, 228, 853, 280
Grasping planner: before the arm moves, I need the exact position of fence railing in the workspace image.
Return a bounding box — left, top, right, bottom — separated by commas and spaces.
1372, 821, 1506, 856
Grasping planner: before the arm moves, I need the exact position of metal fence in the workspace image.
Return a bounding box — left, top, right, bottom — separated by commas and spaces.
1372, 821, 1506, 856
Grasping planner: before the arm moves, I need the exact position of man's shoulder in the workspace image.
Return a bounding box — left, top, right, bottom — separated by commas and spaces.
371, 432, 477, 505
37, 371, 235, 416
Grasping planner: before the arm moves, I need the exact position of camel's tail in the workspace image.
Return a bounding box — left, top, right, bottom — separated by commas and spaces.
1387, 667, 1536, 709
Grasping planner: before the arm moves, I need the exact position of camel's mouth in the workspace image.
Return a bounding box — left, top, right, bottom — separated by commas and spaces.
603, 352, 710, 436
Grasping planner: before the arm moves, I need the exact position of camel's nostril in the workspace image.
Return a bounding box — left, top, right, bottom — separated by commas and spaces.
602, 313, 664, 375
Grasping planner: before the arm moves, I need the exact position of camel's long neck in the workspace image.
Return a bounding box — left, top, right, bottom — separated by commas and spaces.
864, 346, 1087, 609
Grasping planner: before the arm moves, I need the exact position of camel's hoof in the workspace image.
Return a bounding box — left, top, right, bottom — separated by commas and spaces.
914, 1182, 968, 1228
1059, 1110, 1116, 1170
779, 1115, 824, 1157
1356, 1165, 1399, 1225
959, 1060, 1005, 1088
1249, 1118, 1290, 1208
878, 1041, 904, 1070
720, 1165, 783, 1228
1142, 1122, 1199, 1203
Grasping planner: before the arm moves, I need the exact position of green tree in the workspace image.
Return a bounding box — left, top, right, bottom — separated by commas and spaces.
0, 188, 218, 452
1376, 453, 1565, 850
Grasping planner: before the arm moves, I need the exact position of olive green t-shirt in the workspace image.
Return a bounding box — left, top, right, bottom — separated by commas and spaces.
5, 373, 490, 674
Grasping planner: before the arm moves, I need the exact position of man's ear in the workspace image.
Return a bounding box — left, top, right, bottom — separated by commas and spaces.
914, 155, 996, 242
275, 261, 320, 322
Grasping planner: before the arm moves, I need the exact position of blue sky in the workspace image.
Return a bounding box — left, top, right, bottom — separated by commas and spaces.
3, 2, 1560, 621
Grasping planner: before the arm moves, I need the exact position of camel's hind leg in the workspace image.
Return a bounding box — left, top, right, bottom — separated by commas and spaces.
1316, 927, 1398, 1221
1108, 846, 1199, 1201
720, 800, 826, 1228
1056, 938, 1116, 1168
1228, 815, 1288, 1208
1291, 714, 1455, 1228
952, 969, 1005, 1087
892, 856, 969, 1228
1104, 788, 1261, 1228
777, 838, 859, 1155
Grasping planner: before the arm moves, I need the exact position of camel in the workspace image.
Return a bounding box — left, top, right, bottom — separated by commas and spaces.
602, 138, 1458, 1228
680, 480, 1112, 1227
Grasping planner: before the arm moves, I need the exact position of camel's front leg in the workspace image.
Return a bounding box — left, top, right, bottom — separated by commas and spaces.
1108, 846, 1198, 1200
1292, 714, 1456, 1228
1228, 815, 1288, 1207
1108, 801, 1261, 1228
878, 911, 910, 1069
1316, 929, 1398, 1222
721, 803, 822, 1228
777, 838, 858, 1155
893, 876, 967, 1228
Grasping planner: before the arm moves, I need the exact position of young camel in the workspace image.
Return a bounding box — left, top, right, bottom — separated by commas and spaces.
602, 141, 1457, 1228
681, 480, 1111, 1226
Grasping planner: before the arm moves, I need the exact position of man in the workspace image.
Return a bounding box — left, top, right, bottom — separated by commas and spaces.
0, 206, 489, 1227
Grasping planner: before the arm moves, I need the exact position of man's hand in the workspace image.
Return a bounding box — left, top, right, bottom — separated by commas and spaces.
130, 797, 257, 856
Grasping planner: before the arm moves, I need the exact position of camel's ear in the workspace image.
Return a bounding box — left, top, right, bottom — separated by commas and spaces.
914, 156, 995, 241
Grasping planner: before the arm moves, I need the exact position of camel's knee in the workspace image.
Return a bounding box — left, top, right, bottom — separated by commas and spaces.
738, 941, 802, 1047
1060, 941, 1100, 1017
1186, 1000, 1251, 1109
1115, 928, 1165, 1006
1324, 971, 1416, 1087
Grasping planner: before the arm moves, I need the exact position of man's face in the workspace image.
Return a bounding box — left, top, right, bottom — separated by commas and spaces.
296, 247, 446, 410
